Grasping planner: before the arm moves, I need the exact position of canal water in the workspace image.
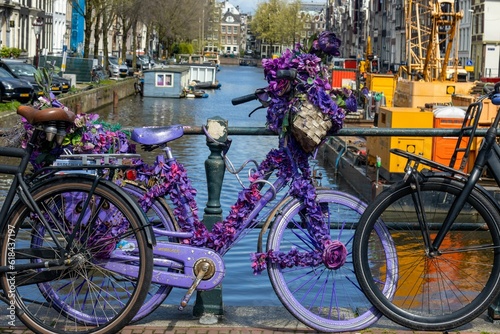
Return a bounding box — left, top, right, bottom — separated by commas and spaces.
0, 65, 360, 307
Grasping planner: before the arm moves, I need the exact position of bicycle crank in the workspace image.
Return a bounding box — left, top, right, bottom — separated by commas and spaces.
179, 258, 217, 310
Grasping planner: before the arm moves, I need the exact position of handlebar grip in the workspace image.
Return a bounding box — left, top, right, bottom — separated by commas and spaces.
231, 94, 258, 105
276, 69, 297, 80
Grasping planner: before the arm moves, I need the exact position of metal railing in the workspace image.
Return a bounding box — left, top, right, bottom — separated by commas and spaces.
168, 126, 491, 137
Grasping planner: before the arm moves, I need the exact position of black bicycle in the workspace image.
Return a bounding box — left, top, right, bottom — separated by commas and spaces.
353, 82, 500, 331
0, 105, 154, 333
91, 65, 108, 84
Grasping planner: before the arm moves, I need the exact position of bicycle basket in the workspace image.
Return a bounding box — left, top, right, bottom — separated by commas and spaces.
291, 99, 332, 153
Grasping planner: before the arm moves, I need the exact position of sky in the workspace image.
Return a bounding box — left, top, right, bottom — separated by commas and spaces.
232, 0, 327, 15
232, 0, 261, 14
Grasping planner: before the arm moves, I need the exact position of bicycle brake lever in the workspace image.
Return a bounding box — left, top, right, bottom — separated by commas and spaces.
248, 105, 266, 117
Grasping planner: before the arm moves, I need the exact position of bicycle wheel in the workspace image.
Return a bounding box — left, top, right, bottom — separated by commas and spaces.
267, 190, 397, 332
0, 176, 153, 334
353, 176, 500, 331
120, 182, 179, 322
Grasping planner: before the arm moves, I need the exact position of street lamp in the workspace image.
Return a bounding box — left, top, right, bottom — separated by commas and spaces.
32, 17, 44, 68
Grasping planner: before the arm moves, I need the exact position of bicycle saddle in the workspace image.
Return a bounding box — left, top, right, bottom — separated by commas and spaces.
131, 125, 184, 145
17, 105, 75, 124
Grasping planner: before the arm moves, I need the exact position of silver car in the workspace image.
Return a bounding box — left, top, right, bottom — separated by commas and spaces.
108, 56, 128, 78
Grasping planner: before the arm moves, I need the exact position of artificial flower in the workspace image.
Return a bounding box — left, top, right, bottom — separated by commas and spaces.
262, 31, 355, 153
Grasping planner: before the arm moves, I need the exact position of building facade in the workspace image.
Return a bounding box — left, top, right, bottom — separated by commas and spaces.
329, 0, 500, 79
0, 0, 498, 82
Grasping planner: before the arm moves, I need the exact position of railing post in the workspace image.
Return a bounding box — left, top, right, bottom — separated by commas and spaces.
193, 117, 227, 321
488, 300, 500, 322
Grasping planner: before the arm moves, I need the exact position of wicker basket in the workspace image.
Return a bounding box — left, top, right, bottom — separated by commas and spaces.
291, 100, 332, 153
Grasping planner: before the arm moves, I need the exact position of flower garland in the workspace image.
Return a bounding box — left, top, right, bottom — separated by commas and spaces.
22, 98, 133, 170
245, 32, 356, 273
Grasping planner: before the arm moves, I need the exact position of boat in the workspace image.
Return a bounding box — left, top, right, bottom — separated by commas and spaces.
239, 57, 258, 66
188, 64, 220, 89
142, 67, 191, 98
318, 135, 389, 202
191, 80, 221, 89
183, 88, 208, 98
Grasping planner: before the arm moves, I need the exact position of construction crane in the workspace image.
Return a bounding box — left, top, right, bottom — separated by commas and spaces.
400, 0, 464, 82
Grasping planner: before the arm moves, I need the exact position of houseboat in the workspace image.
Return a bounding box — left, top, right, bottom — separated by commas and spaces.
189, 63, 221, 89
142, 66, 191, 98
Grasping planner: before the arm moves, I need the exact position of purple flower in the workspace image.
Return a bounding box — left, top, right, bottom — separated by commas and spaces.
322, 240, 348, 270
262, 32, 349, 155
317, 31, 342, 56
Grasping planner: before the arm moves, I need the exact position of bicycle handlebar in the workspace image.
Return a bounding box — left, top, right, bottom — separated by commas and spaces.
483, 82, 500, 105
276, 69, 297, 80
231, 87, 268, 106
231, 93, 258, 105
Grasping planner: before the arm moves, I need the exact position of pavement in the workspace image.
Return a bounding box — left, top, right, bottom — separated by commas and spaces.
124, 304, 500, 334
2, 304, 499, 334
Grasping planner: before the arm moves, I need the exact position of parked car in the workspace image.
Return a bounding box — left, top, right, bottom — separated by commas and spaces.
0, 60, 63, 95
0, 67, 34, 103
108, 56, 128, 78
138, 55, 155, 70
43, 63, 71, 93
51, 73, 71, 93
126, 55, 155, 72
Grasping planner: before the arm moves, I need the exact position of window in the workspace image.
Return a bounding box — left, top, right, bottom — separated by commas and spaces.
233, 26, 238, 34
156, 73, 173, 87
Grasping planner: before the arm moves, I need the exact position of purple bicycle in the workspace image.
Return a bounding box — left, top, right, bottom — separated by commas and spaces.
110, 70, 398, 331
41, 37, 398, 331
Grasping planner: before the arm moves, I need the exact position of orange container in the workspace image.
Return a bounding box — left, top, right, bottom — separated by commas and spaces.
432, 117, 468, 170
331, 69, 357, 89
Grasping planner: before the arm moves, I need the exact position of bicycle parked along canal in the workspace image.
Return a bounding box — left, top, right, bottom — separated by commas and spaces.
61, 35, 397, 333
32, 32, 395, 332
0, 105, 154, 334
353, 81, 500, 331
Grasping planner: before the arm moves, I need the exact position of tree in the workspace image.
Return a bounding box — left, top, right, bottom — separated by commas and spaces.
149, 0, 205, 58
282, 0, 303, 46
252, 0, 306, 57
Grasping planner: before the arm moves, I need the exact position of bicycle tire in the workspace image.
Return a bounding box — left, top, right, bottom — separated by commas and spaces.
353, 176, 500, 331
0, 176, 153, 334
120, 182, 179, 322
267, 189, 397, 332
